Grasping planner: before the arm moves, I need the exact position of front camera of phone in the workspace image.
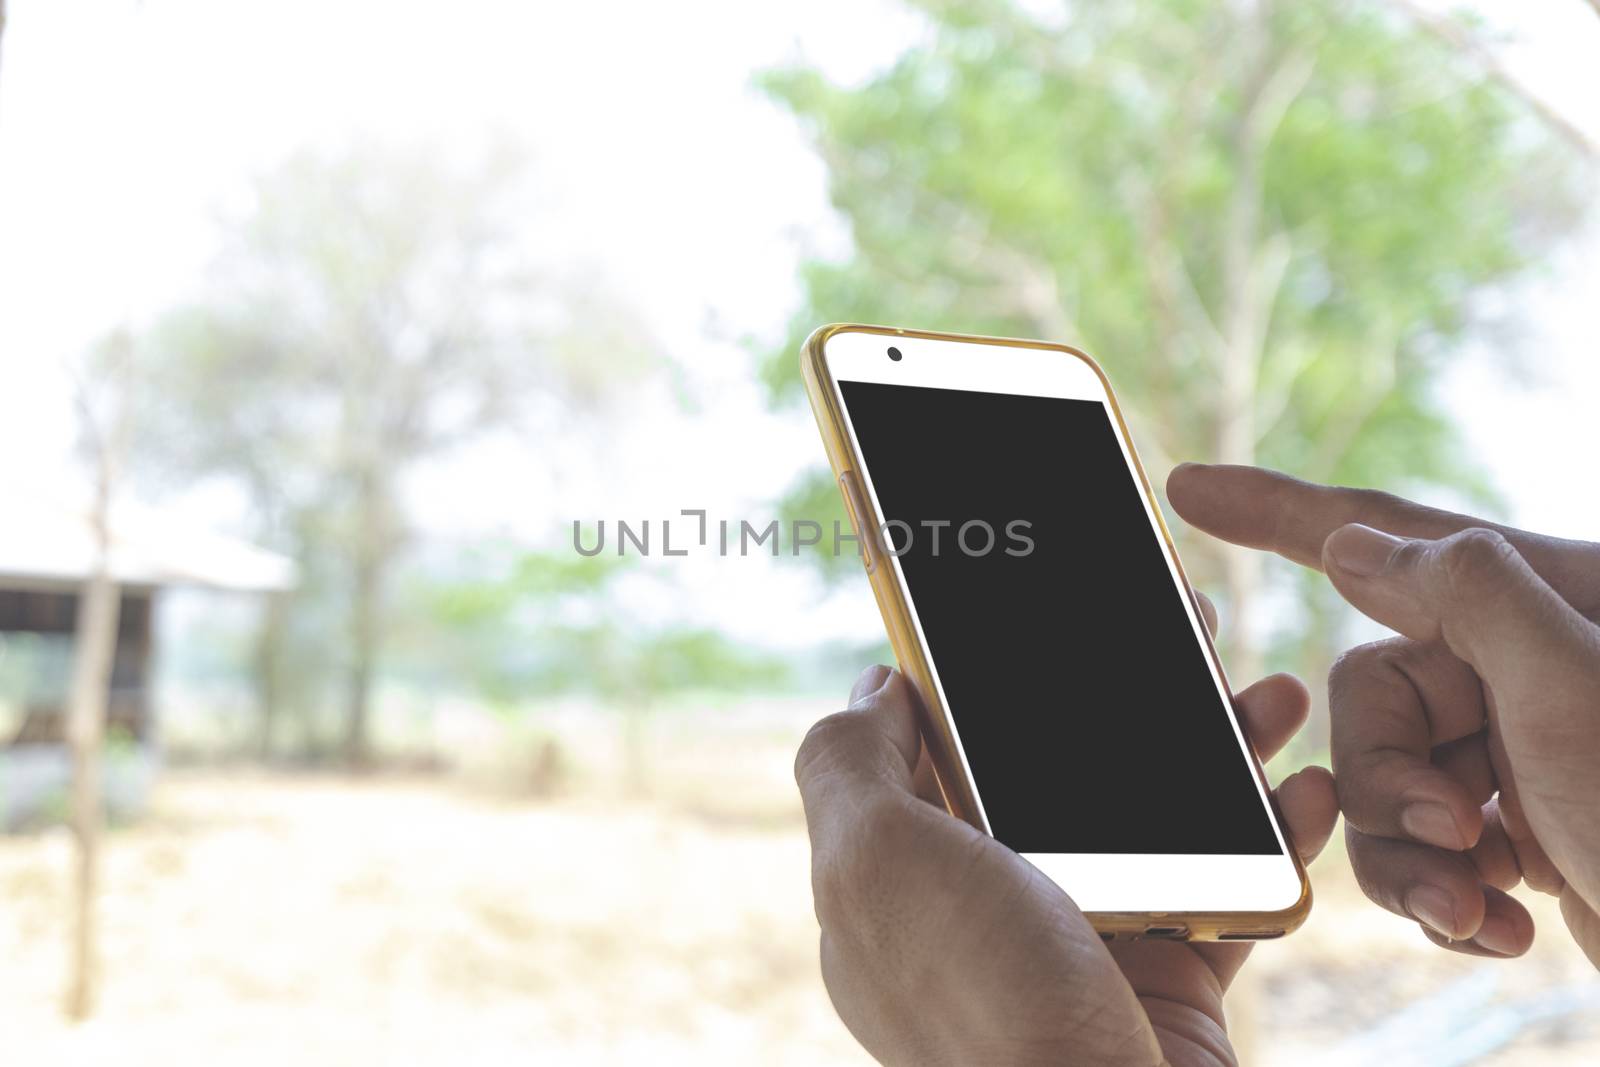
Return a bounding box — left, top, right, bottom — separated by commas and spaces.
887, 346, 903, 362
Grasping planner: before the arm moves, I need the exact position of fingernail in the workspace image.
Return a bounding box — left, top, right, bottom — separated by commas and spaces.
1473, 915, 1521, 956
1325, 524, 1405, 577
1400, 802, 1467, 850
1407, 886, 1459, 938
849, 665, 892, 706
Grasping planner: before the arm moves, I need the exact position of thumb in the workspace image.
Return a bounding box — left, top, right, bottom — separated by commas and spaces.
1321, 524, 1597, 684
795, 666, 921, 808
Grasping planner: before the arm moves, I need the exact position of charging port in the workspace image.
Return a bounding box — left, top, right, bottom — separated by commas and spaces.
1142, 925, 1189, 939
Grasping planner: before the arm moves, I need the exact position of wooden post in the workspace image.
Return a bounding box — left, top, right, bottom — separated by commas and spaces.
64, 334, 134, 1021
64, 480, 119, 1020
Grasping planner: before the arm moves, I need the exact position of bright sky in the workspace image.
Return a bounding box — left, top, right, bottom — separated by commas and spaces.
0, 1, 1597, 652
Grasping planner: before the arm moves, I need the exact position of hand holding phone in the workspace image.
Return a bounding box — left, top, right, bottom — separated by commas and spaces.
795, 661, 1337, 1066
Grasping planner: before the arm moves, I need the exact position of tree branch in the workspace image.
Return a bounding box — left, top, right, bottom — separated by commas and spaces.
1390, 0, 1597, 158
1216, 24, 1315, 466
1306, 331, 1400, 483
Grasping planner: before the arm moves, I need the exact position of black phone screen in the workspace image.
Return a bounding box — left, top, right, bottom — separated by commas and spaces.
839, 379, 1282, 856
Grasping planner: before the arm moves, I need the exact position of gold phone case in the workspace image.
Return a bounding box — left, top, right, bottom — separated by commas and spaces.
801, 323, 1312, 942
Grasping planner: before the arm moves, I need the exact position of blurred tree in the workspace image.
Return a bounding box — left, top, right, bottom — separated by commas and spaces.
139, 144, 654, 764
400, 547, 788, 790
760, 0, 1591, 682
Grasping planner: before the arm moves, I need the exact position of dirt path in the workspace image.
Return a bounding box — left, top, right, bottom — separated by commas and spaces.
3, 759, 1598, 1065
0, 770, 868, 1066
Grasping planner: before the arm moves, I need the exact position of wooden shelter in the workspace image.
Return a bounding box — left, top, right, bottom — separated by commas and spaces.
0, 487, 294, 826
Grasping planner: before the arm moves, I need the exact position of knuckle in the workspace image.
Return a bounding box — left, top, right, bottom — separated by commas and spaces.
1334, 747, 1410, 820
1344, 825, 1420, 921
1331, 766, 1370, 819
1437, 528, 1516, 587
1328, 639, 1392, 694
811, 868, 850, 935
794, 710, 861, 786
1372, 638, 1423, 669
809, 852, 849, 929
1344, 826, 1402, 910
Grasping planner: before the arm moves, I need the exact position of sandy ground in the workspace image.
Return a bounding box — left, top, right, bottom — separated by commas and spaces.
2, 702, 1599, 1065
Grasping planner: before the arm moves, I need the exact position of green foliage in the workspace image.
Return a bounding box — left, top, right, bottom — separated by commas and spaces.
538, 625, 791, 702
759, 0, 1588, 577
425, 551, 629, 630
397, 545, 789, 711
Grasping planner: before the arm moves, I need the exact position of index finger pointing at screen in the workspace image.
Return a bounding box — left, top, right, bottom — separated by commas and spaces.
1164, 463, 1600, 606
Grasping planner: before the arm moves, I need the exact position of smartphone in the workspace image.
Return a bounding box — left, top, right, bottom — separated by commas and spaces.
801, 324, 1310, 941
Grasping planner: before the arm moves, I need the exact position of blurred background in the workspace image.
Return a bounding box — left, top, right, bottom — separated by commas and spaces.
1, 1, 1598, 1063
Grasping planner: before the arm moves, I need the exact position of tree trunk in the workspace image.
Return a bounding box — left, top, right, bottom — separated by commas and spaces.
343, 553, 379, 766
255, 589, 288, 759
342, 467, 388, 767
65, 485, 119, 1021
1215, 22, 1270, 686
1209, 2, 1309, 686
